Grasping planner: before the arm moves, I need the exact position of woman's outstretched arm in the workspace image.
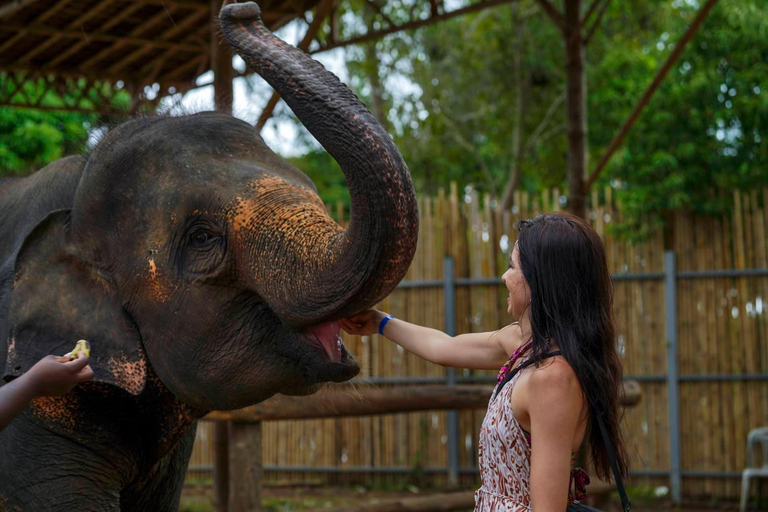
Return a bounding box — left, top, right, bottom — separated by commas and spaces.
340, 309, 522, 370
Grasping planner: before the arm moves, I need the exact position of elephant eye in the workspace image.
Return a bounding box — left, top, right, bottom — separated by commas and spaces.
189, 229, 218, 250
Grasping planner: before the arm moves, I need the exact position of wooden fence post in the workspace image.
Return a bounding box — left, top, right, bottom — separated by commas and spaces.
229, 420, 263, 512
214, 421, 230, 512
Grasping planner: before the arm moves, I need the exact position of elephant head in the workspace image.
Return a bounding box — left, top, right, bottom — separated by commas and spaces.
4, 2, 418, 412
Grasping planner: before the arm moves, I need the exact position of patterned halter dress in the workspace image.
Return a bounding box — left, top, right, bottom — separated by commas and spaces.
473, 342, 589, 511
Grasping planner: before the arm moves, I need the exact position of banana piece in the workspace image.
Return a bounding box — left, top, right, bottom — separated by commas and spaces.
68, 339, 91, 360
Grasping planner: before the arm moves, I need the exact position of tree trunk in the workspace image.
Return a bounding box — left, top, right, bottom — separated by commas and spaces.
364, 4, 390, 132
564, 0, 588, 219
500, 5, 526, 212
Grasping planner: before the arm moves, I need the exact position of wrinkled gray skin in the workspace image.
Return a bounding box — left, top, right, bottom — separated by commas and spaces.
0, 3, 418, 510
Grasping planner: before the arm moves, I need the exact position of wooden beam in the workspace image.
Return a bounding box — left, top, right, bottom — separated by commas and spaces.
583, 0, 720, 192
102, 8, 177, 70
79, 6, 184, 70
50, 2, 146, 68
204, 382, 643, 423
303, 492, 476, 512
0, 0, 77, 57
135, 0, 208, 9
311, 0, 519, 54
0, 0, 42, 19
0, 32, 27, 56
21, 0, 121, 64
163, 49, 207, 80
0, 99, 129, 116
139, 21, 208, 76
2, 23, 205, 52
110, 8, 209, 74
255, 0, 335, 130
32, 0, 75, 24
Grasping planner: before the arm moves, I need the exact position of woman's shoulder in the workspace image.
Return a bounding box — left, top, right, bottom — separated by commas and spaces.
526, 355, 581, 397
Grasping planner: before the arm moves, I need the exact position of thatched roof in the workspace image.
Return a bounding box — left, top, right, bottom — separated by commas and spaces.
0, 0, 320, 113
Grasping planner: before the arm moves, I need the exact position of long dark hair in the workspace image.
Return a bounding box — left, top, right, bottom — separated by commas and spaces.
516, 212, 628, 481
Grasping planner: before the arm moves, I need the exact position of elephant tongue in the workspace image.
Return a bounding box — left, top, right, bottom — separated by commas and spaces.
311, 321, 342, 362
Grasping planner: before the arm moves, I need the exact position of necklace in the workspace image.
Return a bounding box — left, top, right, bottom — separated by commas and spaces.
496, 340, 533, 383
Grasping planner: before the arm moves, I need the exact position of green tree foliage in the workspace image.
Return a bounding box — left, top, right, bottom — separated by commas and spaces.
0, 74, 129, 177
315, 0, 766, 239
0, 108, 95, 176
590, 0, 768, 239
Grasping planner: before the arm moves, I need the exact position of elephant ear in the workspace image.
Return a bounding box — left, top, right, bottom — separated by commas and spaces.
4, 210, 147, 395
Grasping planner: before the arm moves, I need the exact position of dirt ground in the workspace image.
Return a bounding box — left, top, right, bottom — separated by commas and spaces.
180, 483, 757, 512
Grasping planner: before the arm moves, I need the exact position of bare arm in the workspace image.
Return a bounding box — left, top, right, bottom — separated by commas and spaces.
526, 361, 584, 511
0, 373, 39, 431
0, 354, 93, 431
340, 310, 521, 370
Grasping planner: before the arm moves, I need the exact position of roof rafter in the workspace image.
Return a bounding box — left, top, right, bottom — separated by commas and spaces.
109, 8, 210, 74
23, 0, 122, 65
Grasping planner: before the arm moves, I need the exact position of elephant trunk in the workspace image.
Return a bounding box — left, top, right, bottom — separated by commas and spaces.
219, 2, 418, 326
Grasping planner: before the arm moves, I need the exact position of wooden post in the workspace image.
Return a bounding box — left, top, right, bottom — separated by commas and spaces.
211, 3, 234, 510
214, 422, 230, 512
229, 421, 263, 512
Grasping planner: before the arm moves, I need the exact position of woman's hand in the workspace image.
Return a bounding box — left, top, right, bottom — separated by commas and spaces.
340, 310, 388, 336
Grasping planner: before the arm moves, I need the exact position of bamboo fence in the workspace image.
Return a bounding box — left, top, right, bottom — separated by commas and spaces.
186, 185, 768, 500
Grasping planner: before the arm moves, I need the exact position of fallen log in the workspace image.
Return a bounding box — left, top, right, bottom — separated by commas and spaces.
205, 381, 641, 423
301, 491, 476, 512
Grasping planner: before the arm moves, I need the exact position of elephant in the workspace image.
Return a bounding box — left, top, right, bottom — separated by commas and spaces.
0, 2, 418, 510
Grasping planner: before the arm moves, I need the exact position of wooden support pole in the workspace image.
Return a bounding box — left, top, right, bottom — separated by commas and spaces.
302, 491, 476, 512
214, 422, 230, 512
229, 421, 263, 512
211, 4, 234, 510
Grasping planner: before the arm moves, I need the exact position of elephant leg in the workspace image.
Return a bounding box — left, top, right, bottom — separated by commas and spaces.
120, 422, 198, 512
0, 414, 124, 511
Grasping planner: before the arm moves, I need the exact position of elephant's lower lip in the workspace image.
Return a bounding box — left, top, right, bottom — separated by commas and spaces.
314, 357, 360, 382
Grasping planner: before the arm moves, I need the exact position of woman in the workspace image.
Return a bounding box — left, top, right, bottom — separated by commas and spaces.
341, 212, 628, 511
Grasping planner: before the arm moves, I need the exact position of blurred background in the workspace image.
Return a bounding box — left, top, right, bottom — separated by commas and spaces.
1, 0, 767, 510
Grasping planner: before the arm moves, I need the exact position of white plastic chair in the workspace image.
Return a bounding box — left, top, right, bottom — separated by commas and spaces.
740, 427, 768, 512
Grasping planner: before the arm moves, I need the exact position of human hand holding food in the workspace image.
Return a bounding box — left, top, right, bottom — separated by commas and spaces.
26, 343, 94, 397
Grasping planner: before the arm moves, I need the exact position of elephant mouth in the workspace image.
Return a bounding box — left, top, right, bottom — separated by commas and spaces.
300, 321, 359, 382
306, 321, 344, 362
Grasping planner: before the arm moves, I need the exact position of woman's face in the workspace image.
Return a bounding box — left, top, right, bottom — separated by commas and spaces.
501, 243, 531, 321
